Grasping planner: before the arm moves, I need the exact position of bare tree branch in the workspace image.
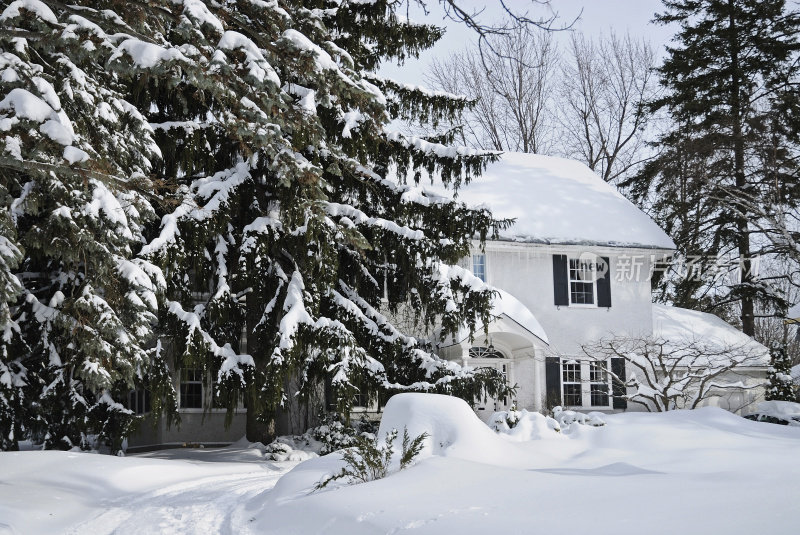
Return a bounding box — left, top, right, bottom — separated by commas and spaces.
581, 334, 767, 412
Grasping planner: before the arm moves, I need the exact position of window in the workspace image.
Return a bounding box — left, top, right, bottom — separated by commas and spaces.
128, 389, 151, 414
569, 258, 596, 305
589, 362, 609, 407
469, 346, 504, 359
353, 390, 369, 408
562, 361, 582, 406
472, 254, 486, 282
180, 368, 203, 409
559, 359, 612, 408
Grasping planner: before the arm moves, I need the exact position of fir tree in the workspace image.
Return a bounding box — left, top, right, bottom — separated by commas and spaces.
128, 1, 511, 441
765, 344, 797, 401
626, 0, 800, 334
0, 0, 176, 451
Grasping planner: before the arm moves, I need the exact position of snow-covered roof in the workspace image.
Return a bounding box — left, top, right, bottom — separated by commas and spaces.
443, 288, 548, 348
490, 289, 548, 344
652, 304, 769, 366
452, 153, 675, 249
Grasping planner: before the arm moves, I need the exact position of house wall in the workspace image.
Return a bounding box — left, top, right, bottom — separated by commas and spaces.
461, 241, 671, 414
127, 410, 247, 451
126, 352, 248, 450
475, 241, 664, 356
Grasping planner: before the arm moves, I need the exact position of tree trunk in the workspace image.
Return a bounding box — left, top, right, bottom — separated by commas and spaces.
728, 2, 755, 336
245, 389, 275, 444
244, 291, 276, 443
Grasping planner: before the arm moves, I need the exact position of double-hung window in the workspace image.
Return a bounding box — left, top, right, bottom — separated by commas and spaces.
562, 361, 582, 406
128, 389, 151, 414
568, 258, 596, 305
180, 368, 204, 409
554, 254, 611, 308
561, 359, 612, 408
589, 362, 609, 407
472, 254, 486, 282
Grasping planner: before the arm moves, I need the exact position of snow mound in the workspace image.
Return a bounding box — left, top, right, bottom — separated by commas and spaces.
268, 394, 532, 502
377, 393, 517, 462
489, 408, 562, 441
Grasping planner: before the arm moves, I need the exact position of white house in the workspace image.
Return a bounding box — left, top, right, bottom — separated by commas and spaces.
434, 153, 768, 418
127, 152, 768, 450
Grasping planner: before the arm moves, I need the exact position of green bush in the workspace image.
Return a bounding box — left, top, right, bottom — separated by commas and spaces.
316, 427, 427, 489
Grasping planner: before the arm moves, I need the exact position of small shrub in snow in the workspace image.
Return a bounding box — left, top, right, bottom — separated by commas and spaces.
315, 427, 427, 489
499, 405, 522, 429
310, 413, 378, 455
552, 406, 606, 428
765, 345, 798, 402
263, 440, 319, 462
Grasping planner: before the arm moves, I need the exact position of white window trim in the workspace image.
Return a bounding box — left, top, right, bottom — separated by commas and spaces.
560, 358, 613, 409
588, 361, 611, 408
472, 253, 487, 283
567, 256, 598, 308
562, 360, 582, 407
178, 368, 245, 413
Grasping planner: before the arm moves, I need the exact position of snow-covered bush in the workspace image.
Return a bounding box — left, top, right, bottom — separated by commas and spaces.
552, 406, 606, 428
310, 413, 378, 455
262, 413, 378, 460
315, 427, 427, 490
766, 346, 798, 402
491, 404, 523, 429
489, 408, 561, 441
263, 439, 319, 462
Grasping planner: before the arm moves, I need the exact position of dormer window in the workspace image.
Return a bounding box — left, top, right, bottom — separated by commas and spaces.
472, 254, 486, 282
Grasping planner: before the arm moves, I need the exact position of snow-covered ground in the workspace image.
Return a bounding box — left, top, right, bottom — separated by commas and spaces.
2, 393, 799, 534
0, 442, 298, 535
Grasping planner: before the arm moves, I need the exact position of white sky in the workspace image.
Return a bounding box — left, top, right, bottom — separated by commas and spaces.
379, 0, 675, 86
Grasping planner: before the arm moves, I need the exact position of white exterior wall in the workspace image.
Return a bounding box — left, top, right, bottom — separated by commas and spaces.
477, 241, 662, 355
457, 240, 670, 414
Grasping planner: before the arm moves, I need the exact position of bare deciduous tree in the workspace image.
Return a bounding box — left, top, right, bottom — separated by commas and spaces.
559, 32, 657, 184
582, 335, 766, 412
426, 25, 558, 153
424, 28, 656, 186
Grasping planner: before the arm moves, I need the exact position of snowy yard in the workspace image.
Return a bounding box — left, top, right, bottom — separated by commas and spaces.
1, 394, 799, 534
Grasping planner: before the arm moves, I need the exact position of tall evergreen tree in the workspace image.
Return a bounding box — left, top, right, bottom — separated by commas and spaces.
131, 0, 510, 441
0, 0, 176, 451
627, 0, 800, 334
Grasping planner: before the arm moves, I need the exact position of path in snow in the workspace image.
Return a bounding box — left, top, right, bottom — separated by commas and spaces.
0, 447, 298, 535
64, 465, 289, 535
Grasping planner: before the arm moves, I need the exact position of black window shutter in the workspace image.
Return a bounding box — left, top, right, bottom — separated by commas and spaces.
552, 255, 569, 306
611, 357, 627, 409
597, 256, 612, 308
545, 357, 562, 408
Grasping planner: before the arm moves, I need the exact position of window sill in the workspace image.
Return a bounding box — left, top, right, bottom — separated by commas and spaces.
567, 303, 599, 309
